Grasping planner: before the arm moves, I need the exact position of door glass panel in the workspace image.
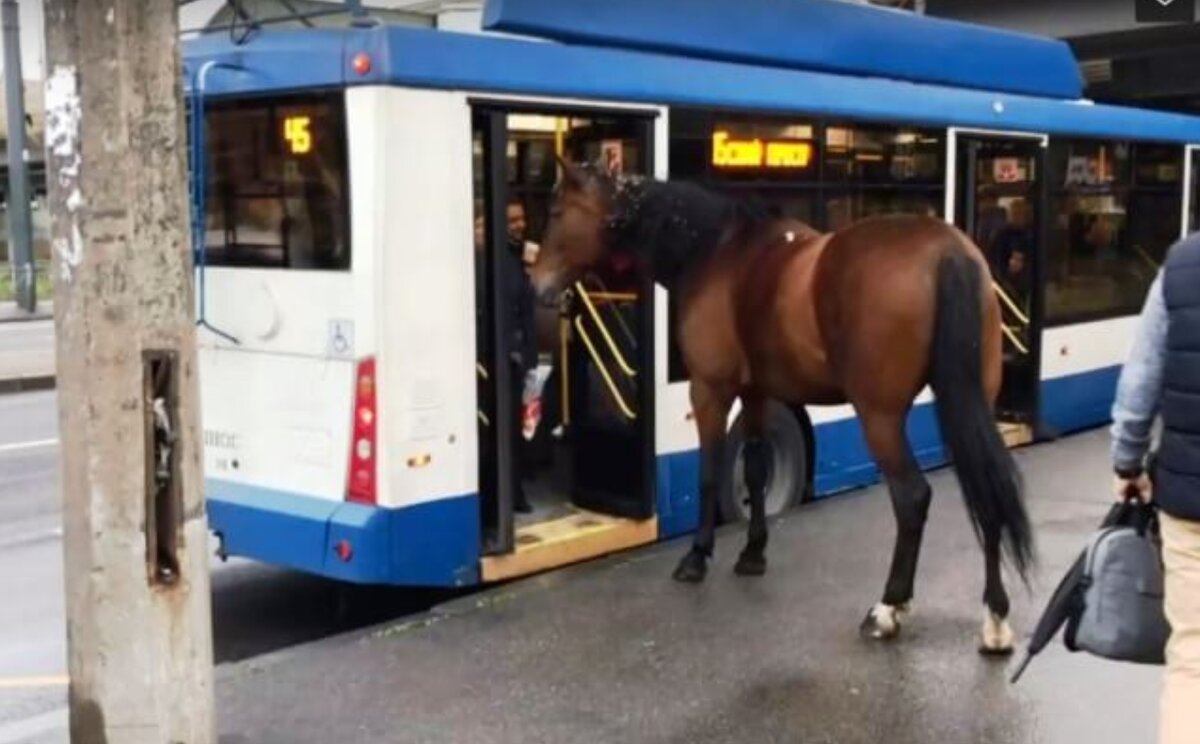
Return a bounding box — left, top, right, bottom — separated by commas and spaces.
1190, 147, 1200, 234
956, 136, 1041, 423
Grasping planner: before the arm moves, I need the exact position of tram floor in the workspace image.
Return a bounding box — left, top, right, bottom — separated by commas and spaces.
210, 427, 1161, 744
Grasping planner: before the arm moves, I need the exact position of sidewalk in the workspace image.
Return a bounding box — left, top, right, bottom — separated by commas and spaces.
206, 431, 1156, 743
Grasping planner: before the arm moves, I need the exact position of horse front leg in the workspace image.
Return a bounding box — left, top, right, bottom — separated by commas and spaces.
673, 381, 733, 583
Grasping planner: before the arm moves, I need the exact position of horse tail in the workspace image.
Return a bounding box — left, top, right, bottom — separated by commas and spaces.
929, 250, 1034, 583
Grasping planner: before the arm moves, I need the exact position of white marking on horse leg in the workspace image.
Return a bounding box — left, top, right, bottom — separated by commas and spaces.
868, 602, 913, 639
980, 610, 1014, 654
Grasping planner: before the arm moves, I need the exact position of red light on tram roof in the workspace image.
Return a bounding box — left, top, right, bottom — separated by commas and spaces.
334, 539, 354, 562
352, 52, 372, 76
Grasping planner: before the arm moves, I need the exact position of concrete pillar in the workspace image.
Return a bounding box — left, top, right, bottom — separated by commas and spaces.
42, 1, 216, 742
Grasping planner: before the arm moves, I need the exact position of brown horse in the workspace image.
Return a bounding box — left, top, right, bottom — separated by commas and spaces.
532, 161, 1034, 652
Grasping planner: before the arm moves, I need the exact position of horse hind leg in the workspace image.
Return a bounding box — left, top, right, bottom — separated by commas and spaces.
734, 395, 769, 577
858, 410, 932, 641
979, 529, 1015, 656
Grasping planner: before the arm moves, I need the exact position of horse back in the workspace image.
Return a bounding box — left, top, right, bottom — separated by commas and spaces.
813, 214, 999, 406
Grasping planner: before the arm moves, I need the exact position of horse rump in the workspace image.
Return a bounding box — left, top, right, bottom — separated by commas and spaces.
929, 251, 1035, 582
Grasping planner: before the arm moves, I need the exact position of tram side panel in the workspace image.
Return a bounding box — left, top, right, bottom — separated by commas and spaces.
198, 89, 376, 581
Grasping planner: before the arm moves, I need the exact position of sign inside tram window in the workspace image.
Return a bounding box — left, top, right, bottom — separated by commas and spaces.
711, 130, 813, 170
284, 115, 313, 155
993, 157, 1026, 183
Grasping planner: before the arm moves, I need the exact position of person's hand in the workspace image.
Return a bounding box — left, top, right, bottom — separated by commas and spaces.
1114, 472, 1153, 503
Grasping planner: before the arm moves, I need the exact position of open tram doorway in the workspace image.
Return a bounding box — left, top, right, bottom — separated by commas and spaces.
953, 131, 1047, 445
471, 105, 658, 581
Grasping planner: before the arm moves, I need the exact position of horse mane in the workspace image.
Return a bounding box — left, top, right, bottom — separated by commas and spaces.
599, 172, 775, 290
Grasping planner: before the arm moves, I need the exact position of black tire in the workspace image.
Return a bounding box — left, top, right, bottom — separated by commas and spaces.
718, 400, 813, 523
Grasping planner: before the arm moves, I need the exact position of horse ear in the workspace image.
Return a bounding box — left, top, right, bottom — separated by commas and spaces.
556, 154, 585, 191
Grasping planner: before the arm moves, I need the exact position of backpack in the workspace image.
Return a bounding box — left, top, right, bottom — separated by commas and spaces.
1011, 499, 1168, 683
1063, 502, 1169, 666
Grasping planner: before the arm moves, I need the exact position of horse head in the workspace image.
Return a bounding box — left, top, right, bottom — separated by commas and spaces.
531, 157, 622, 303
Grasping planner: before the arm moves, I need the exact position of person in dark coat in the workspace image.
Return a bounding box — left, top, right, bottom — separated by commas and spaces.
1111, 232, 1200, 744
503, 199, 538, 514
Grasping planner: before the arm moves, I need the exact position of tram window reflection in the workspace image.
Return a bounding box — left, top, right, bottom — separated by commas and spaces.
1044, 140, 1181, 324
203, 93, 350, 270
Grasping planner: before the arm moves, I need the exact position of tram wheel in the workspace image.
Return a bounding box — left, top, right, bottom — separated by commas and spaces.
718, 400, 813, 524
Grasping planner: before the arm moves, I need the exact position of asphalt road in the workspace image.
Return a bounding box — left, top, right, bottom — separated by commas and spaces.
0, 322, 54, 384
0, 389, 460, 738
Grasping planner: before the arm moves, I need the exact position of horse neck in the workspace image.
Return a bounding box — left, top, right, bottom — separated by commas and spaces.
608, 179, 749, 292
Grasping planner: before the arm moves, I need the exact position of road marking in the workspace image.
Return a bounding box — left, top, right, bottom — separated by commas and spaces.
0, 438, 58, 455
0, 675, 69, 689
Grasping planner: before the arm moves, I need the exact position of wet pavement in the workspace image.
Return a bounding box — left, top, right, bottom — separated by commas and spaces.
211, 429, 1160, 744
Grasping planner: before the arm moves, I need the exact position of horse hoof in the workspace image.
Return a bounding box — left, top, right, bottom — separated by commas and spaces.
673, 551, 708, 583
734, 551, 767, 576
978, 611, 1015, 657
860, 602, 910, 641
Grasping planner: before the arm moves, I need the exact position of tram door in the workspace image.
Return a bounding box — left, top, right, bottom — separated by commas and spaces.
473, 107, 656, 560
955, 133, 1046, 437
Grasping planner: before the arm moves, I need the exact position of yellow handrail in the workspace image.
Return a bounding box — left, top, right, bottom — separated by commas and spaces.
992, 281, 1030, 327
574, 315, 637, 420
1002, 324, 1029, 355
587, 291, 638, 303
1135, 246, 1160, 273
579, 275, 637, 351
575, 281, 636, 378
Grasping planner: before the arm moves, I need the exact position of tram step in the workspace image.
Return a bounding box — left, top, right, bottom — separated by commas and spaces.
998, 421, 1034, 448
480, 509, 658, 583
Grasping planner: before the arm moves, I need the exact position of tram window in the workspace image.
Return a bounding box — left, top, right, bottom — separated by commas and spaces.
822, 124, 943, 185
1044, 140, 1181, 324
822, 124, 944, 230
202, 93, 350, 270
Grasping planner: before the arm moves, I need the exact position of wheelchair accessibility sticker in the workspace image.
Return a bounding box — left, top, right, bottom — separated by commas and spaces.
328, 319, 355, 359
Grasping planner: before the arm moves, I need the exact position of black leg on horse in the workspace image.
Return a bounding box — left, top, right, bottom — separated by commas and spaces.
673, 440, 723, 583
859, 413, 931, 640
979, 529, 1014, 656
734, 437, 769, 576
674, 383, 732, 584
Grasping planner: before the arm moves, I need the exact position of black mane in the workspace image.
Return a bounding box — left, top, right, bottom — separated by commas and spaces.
598, 173, 774, 290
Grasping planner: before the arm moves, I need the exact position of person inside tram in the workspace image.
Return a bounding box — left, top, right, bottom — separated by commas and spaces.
1111, 231, 1200, 744
505, 197, 539, 514
472, 198, 539, 514
989, 197, 1034, 305
975, 186, 1008, 250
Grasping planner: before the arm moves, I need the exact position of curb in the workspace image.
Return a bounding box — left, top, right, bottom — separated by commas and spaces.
0, 314, 53, 324
0, 375, 56, 395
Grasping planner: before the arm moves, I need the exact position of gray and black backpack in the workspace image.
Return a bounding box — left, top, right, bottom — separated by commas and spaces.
1064, 503, 1169, 666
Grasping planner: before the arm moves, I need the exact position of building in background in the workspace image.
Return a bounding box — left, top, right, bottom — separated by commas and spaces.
927, 0, 1200, 114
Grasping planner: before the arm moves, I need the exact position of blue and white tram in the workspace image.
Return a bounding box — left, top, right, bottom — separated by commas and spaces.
185, 0, 1200, 587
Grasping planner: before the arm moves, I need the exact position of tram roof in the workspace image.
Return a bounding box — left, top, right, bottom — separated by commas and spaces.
182, 24, 1200, 145
481, 0, 1084, 101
